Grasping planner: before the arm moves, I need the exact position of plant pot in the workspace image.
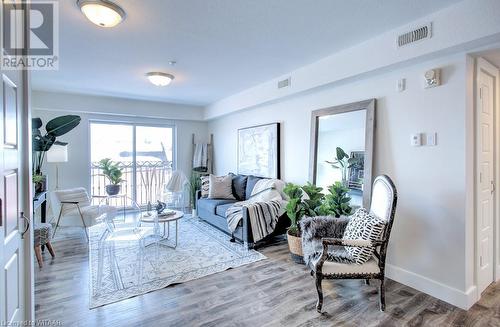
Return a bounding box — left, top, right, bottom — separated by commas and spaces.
192, 208, 197, 217
287, 230, 304, 264
34, 175, 47, 193
105, 184, 121, 196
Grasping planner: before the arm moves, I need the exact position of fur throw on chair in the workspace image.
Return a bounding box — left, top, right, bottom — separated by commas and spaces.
300, 216, 353, 268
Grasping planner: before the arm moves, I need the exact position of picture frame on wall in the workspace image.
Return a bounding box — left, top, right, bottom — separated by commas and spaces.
237, 123, 280, 178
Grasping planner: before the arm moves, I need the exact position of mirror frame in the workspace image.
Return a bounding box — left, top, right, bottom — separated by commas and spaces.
309, 99, 376, 209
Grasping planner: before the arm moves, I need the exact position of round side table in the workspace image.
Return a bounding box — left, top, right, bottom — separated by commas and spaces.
140, 210, 184, 249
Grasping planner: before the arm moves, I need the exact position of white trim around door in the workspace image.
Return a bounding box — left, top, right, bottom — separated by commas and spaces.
475, 57, 500, 297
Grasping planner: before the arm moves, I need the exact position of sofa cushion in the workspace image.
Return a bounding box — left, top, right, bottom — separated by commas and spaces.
245, 175, 263, 200
208, 174, 235, 200
197, 199, 237, 215
200, 175, 210, 197
229, 173, 248, 200
215, 203, 235, 217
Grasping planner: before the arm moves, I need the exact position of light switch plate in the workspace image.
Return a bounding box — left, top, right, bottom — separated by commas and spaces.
426, 132, 437, 146
397, 78, 406, 92
411, 133, 422, 146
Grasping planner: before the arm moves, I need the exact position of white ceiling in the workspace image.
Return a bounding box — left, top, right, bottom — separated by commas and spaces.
32, 0, 462, 106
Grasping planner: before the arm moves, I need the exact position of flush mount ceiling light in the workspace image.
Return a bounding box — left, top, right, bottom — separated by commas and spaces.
146, 72, 175, 87
77, 0, 126, 28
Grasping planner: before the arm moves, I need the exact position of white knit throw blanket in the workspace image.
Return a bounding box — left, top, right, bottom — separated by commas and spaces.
226, 179, 286, 242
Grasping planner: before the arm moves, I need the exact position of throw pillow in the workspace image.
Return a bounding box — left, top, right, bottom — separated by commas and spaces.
200, 175, 210, 198
208, 174, 236, 199
245, 175, 263, 200
229, 173, 248, 200
342, 208, 386, 264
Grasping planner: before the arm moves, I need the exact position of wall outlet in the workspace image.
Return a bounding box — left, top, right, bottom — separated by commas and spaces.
411, 133, 422, 146
426, 132, 437, 146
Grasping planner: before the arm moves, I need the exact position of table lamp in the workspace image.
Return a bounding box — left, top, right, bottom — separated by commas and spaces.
47, 145, 68, 190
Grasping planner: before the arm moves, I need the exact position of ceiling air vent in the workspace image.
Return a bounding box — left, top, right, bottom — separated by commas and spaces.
278, 77, 291, 89
397, 23, 432, 48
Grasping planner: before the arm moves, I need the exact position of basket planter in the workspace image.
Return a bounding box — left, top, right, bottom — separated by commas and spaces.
287, 230, 304, 264
105, 184, 121, 196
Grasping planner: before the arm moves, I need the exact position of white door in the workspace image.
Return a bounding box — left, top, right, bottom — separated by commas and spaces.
476, 58, 497, 294
0, 1, 28, 323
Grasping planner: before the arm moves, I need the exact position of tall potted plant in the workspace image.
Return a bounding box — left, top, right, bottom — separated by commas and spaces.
326, 147, 361, 187
284, 182, 324, 263
32, 115, 81, 192
189, 171, 202, 217
98, 158, 124, 195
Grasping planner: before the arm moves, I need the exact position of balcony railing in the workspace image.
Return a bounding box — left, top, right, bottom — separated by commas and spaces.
91, 160, 173, 206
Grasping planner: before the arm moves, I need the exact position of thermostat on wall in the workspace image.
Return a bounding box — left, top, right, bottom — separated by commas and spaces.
411, 133, 422, 146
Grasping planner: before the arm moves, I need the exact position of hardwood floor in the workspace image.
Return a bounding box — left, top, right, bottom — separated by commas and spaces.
35, 227, 500, 327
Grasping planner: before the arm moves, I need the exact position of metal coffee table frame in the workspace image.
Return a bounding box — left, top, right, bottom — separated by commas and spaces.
140, 211, 183, 249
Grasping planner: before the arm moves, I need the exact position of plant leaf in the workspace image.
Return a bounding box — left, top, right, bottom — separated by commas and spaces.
336, 147, 348, 160
46, 115, 81, 137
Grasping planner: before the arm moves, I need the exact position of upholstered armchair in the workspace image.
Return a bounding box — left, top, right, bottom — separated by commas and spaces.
301, 175, 398, 312
51, 187, 106, 240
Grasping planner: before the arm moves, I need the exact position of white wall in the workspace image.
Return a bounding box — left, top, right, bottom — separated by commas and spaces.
33, 90, 204, 121
208, 52, 471, 307
205, 0, 500, 119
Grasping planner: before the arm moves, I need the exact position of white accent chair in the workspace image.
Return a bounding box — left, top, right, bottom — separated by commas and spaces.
163, 170, 189, 210
51, 187, 107, 240
301, 175, 398, 312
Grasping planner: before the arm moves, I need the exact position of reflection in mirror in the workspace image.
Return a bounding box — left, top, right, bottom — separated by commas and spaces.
316, 110, 366, 207
310, 99, 375, 209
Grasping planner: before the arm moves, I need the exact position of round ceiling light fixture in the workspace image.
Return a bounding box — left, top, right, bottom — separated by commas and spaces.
146, 72, 175, 87
77, 0, 126, 28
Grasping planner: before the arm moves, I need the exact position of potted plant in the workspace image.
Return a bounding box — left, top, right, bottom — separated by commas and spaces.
98, 158, 123, 195
317, 181, 353, 217
32, 115, 81, 192
32, 174, 46, 193
283, 182, 324, 263
189, 171, 202, 217
325, 147, 361, 187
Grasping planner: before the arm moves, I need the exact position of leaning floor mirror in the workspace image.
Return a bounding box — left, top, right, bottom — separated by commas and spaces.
309, 99, 375, 209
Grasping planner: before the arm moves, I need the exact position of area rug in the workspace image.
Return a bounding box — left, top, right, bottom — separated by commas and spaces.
88, 216, 266, 308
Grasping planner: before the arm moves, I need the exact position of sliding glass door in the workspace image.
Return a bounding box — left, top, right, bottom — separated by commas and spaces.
90, 121, 174, 206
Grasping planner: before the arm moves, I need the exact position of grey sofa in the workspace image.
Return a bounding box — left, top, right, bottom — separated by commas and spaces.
196, 174, 289, 248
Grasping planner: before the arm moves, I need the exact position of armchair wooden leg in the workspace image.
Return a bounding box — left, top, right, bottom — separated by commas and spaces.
35, 245, 43, 268
46, 242, 55, 258
379, 278, 386, 311
315, 274, 324, 313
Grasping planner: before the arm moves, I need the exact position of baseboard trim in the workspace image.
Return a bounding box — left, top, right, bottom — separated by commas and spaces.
386, 264, 478, 310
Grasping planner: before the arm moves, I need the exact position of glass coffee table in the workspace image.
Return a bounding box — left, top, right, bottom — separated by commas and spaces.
140, 210, 184, 249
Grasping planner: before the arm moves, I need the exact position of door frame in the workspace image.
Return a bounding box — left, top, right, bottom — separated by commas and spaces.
475, 57, 500, 294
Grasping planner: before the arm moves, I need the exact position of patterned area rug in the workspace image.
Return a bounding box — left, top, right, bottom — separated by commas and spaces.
88, 216, 266, 308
